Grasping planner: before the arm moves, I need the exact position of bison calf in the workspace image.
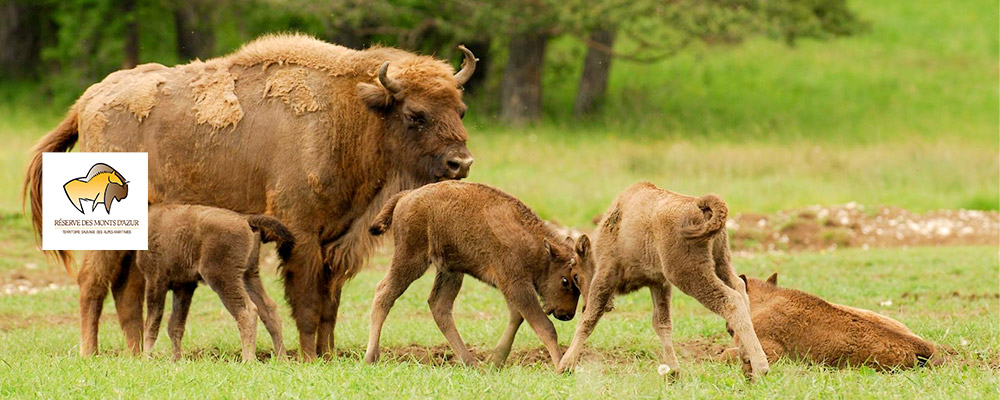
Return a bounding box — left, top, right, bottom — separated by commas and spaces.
721, 273, 939, 370
558, 182, 770, 380
138, 204, 294, 361
364, 181, 592, 367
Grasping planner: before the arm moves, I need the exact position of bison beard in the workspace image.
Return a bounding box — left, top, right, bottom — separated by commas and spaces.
24, 34, 477, 360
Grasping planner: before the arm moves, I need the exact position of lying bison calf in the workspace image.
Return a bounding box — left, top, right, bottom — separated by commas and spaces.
138, 204, 294, 361
558, 182, 770, 379
721, 273, 939, 371
364, 181, 592, 367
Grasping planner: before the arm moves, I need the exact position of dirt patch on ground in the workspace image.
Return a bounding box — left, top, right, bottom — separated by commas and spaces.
0, 264, 74, 297
174, 339, 731, 366
564, 204, 998, 254
727, 204, 997, 253
0, 312, 76, 332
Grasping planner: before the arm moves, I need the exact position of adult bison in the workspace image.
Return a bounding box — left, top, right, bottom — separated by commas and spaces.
24, 34, 476, 360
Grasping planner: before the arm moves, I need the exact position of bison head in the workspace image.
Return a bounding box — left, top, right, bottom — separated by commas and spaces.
539, 235, 592, 322
356, 46, 476, 183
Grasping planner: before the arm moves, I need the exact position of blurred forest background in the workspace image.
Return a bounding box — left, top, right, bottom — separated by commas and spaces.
1, 0, 867, 124
0, 0, 997, 220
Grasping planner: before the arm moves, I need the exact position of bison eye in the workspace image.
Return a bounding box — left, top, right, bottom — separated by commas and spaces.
405, 112, 426, 128
573, 274, 579, 284
561, 277, 570, 288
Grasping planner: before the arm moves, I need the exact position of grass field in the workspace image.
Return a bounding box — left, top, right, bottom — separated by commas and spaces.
0, 0, 997, 398
0, 214, 996, 398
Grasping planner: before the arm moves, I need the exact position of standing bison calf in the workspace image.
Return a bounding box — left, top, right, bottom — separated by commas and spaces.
138, 204, 294, 361
721, 274, 939, 371
558, 182, 770, 380
364, 181, 592, 367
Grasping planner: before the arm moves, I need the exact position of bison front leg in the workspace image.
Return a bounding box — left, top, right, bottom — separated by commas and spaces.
502, 283, 562, 368
558, 265, 618, 373
281, 240, 325, 361
650, 283, 680, 378
111, 257, 145, 356
316, 282, 343, 359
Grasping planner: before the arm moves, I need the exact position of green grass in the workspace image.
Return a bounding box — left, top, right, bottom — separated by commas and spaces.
0, 0, 997, 397
538, 0, 998, 144
0, 211, 996, 398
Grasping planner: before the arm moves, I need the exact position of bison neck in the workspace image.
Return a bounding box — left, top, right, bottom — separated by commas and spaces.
312, 123, 422, 281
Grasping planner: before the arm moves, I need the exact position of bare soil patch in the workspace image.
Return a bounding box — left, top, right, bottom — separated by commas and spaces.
727, 204, 997, 253
0, 265, 73, 296
561, 204, 998, 254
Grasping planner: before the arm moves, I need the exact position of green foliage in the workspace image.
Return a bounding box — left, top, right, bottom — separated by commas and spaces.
764, 0, 870, 45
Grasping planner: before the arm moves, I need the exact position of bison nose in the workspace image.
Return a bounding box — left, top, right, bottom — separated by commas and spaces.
555, 311, 574, 321
445, 155, 473, 179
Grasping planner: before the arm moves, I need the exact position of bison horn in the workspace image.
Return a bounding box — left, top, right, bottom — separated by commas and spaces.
377, 61, 403, 96
454, 45, 478, 87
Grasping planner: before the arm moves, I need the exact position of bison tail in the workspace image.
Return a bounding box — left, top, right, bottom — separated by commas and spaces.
369, 190, 411, 236
23, 107, 80, 274
246, 215, 296, 262
680, 194, 728, 241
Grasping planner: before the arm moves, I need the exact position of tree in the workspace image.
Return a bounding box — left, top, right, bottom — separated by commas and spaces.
565, 0, 866, 117
573, 28, 613, 117
500, 32, 549, 124
121, 0, 138, 68
174, 0, 216, 61
0, 0, 52, 79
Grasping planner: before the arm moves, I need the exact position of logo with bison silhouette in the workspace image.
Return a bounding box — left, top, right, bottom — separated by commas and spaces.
63, 163, 129, 214
41, 153, 148, 251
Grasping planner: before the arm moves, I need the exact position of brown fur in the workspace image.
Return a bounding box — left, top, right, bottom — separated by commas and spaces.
138, 204, 294, 361
23, 34, 477, 359
363, 181, 593, 367
558, 182, 770, 379
720, 274, 939, 371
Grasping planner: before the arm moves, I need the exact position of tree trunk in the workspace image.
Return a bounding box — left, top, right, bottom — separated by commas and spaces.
461, 40, 490, 96
500, 32, 548, 126
174, 0, 215, 60
0, 0, 45, 78
574, 28, 615, 117
121, 0, 139, 69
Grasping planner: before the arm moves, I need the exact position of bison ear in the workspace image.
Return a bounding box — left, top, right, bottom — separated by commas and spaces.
544, 239, 560, 260
575, 234, 591, 258
357, 82, 394, 110
739, 274, 748, 287
766, 272, 778, 286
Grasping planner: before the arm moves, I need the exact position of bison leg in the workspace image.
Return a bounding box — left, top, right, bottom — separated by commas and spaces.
203, 263, 259, 362
712, 234, 749, 306
110, 253, 144, 356
650, 283, 680, 377
427, 271, 475, 366
281, 241, 324, 361
78, 251, 113, 356
316, 282, 342, 359
167, 282, 196, 361
491, 307, 523, 367
245, 270, 285, 360
667, 259, 768, 380
502, 282, 562, 368
364, 247, 430, 364
723, 338, 782, 375
558, 263, 619, 372
142, 278, 169, 357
